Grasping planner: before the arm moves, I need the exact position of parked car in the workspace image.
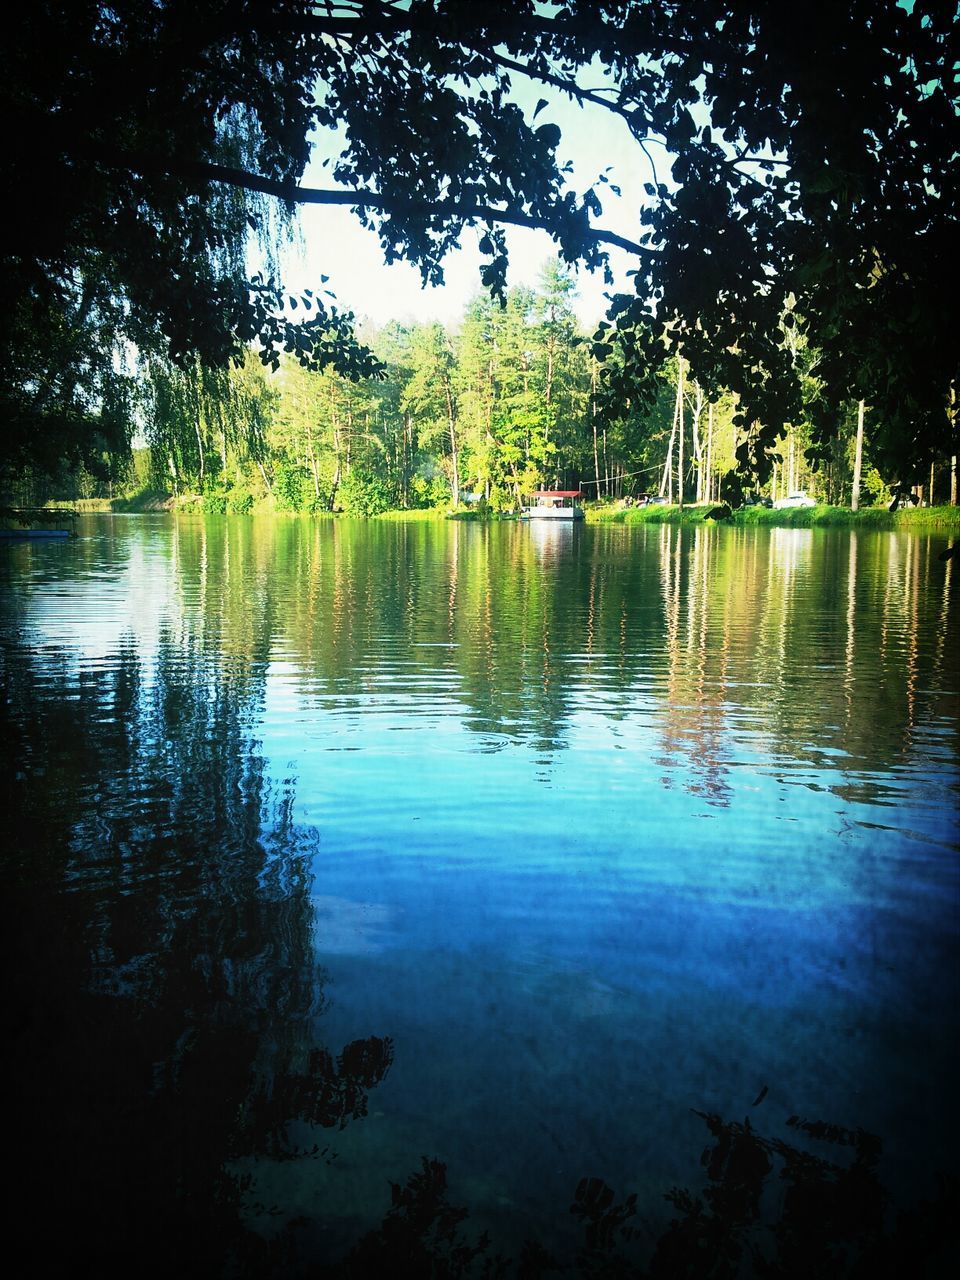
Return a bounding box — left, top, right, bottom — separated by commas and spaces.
636, 493, 668, 506
773, 491, 816, 509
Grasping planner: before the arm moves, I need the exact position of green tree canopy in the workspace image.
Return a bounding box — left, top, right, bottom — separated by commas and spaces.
4, 1, 957, 485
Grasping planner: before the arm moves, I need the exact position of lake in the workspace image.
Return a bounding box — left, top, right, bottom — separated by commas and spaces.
2, 515, 957, 1275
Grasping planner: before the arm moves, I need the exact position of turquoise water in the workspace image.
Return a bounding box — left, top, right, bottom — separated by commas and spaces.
2, 515, 957, 1273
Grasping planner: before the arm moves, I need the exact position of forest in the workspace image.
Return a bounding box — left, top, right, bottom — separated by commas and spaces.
3, 2, 956, 511
37, 256, 951, 518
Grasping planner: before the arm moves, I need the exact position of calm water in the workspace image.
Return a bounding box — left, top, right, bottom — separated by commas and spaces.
2, 515, 958, 1274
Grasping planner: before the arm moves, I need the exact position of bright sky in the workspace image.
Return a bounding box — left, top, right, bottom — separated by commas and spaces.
282, 76, 655, 332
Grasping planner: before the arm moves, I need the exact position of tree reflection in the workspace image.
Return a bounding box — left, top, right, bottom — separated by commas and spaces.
328, 1109, 955, 1279
227, 517, 958, 798
3, 515, 956, 1275
1, 632, 392, 1275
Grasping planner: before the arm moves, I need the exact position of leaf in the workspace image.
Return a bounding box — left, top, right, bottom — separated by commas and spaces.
535, 122, 562, 149
532, 97, 548, 120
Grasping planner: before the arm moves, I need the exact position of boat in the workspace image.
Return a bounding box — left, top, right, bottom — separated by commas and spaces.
0, 507, 78, 539
520, 490, 585, 521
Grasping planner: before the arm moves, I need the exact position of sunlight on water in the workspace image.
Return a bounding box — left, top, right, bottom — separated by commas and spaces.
2, 514, 957, 1271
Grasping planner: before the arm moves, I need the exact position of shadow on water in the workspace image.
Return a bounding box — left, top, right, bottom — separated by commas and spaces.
332, 1110, 956, 1279
1, 638, 393, 1275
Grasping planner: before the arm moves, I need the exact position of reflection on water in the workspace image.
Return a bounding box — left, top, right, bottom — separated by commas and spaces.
2, 515, 957, 1274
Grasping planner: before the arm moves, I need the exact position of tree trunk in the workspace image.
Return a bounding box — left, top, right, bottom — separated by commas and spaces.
444, 381, 460, 506
591, 360, 601, 497
660, 370, 682, 499
307, 435, 321, 501
951, 385, 958, 505
328, 460, 341, 511
851, 400, 865, 511
544, 338, 555, 445
329, 409, 343, 511
194, 413, 205, 492
403, 412, 414, 508
676, 357, 685, 510
689, 379, 704, 501
705, 402, 714, 503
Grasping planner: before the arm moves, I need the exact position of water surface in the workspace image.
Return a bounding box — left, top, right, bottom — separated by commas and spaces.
3, 515, 957, 1273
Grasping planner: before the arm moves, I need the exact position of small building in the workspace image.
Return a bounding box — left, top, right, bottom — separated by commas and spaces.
520, 490, 585, 521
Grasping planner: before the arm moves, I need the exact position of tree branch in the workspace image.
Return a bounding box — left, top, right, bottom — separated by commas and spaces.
481, 48, 640, 124
184, 160, 654, 259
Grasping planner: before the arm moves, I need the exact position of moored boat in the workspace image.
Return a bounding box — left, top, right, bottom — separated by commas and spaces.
0, 507, 78, 538
520, 490, 585, 521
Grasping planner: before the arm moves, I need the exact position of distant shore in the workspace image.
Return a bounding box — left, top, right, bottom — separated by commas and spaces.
56, 493, 960, 532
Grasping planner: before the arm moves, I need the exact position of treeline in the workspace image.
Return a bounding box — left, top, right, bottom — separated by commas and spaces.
47, 261, 954, 514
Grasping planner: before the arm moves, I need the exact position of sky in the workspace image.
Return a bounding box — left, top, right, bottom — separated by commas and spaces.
281, 74, 655, 333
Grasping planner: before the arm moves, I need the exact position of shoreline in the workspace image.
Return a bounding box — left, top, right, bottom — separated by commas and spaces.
56, 494, 960, 532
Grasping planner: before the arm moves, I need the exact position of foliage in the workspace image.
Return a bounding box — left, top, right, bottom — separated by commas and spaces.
1, 0, 380, 486
228, 489, 255, 515
6, 2, 956, 493
338, 468, 394, 517
584, 2, 958, 486
272, 457, 307, 513
144, 350, 278, 495
44, 260, 960, 518
408, 474, 452, 509
202, 489, 228, 515
861, 467, 891, 509
451, 279, 589, 510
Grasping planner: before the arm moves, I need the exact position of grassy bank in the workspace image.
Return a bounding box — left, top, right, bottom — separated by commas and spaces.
65, 492, 493, 520
585, 502, 960, 532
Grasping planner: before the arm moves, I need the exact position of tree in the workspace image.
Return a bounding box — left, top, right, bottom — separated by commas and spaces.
5, 2, 957, 488
1, 0, 379, 485
144, 352, 276, 497
402, 323, 462, 505
532, 260, 591, 488
455, 288, 562, 510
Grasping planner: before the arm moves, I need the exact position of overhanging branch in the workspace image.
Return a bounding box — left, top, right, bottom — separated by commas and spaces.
188, 161, 653, 259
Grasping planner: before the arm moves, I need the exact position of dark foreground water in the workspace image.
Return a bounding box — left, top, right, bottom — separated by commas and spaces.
2, 515, 958, 1276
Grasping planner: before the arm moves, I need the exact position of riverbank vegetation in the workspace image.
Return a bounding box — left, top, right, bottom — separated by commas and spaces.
66, 491, 960, 533
22, 258, 960, 522
3, 3, 956, 517
590, 502, 960, 532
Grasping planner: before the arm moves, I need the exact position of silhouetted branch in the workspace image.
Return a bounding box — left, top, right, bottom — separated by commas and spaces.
186, 161, 654, 259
